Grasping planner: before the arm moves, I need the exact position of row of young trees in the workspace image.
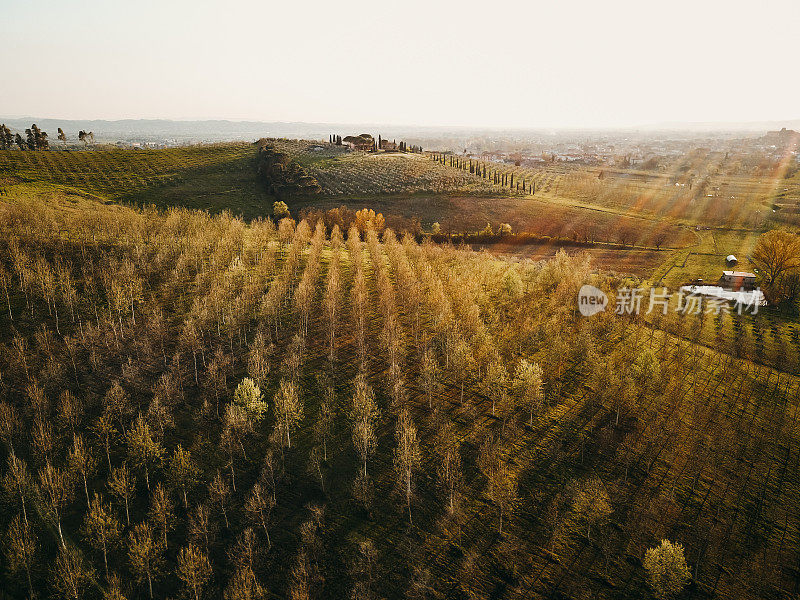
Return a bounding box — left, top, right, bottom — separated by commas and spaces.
429, 152, 537, 194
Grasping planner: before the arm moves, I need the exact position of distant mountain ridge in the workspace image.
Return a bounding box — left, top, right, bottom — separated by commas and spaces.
2, 117, 799, 148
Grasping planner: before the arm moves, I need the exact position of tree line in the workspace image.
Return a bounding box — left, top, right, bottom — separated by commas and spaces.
430, 152, 537, 194
0, 124, 95, 150
329, 133, 422, 153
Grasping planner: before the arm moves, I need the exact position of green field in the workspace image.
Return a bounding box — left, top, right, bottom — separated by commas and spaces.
0, 143, 274, 218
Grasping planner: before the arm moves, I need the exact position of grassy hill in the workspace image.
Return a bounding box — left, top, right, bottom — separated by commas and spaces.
2, 140, 797, 285
0, 143, 273, 218
0, 196, 799, 599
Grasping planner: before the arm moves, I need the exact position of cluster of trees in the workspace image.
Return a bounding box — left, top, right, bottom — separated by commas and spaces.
0, 196, 792, 599
330, 133, 422, 153
255, 140, 321, 198
751, 228, 800, 309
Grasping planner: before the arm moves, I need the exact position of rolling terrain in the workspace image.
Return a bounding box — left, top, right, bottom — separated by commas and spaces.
0, 194, 798, 600
1, 140, 800, 599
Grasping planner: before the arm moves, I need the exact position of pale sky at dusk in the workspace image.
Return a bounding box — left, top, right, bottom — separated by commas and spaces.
2, 0, 798, 128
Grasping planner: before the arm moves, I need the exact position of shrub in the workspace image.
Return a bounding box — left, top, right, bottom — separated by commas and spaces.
644, 540, 691, 599
273, 201, 290, 219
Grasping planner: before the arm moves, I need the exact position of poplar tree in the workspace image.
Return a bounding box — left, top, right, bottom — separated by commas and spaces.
38, 460, 73, 547
274, 378, 303, 449
4, 514, 37, 598
4, 455, 33, 531
127, 414, 164, 492
128, 522, 164, 600
513, 359, 544, 427
436, 421, 464, 514
486, 462, 517, 534
244, 481, 274, 548
350, 371, 379, 477
177, 544, 212, 600
53, 545, 94, 600
68, 433, 96, 509
393, 409, 421, 524
84, 492, 122, 579
108, 464, 135, 526
168, 445, 199, 509
148, 483, 175, 548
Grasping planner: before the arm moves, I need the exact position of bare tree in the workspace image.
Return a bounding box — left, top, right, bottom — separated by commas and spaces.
350, 371, 379, 477
177, 544, 213, 600
127, 522, 164, 600
274, 378, 303, 449
53, 544, 94, 600
108, 464, 135, 526
84, 492, 122, 579
4, 514, 37, 597
38, 460, 73, 547
393, 409, 422, 524
68, 434, 96, 509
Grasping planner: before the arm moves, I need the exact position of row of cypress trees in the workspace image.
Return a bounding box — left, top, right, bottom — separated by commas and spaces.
430, 153, 536, 194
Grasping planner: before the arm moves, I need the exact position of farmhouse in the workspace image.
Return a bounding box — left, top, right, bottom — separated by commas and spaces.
380, 139, 398, 151
722, 270, 757, 289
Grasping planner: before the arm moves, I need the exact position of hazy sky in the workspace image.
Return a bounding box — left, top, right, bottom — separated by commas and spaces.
2, 0, 797, 128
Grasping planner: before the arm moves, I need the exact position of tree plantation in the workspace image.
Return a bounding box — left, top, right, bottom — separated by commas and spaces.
1, 198, 800, 600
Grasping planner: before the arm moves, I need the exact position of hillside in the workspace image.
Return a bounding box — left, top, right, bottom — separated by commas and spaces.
0, 197, 799, 599
2, 140, 798, 283
0, 143, 272, 218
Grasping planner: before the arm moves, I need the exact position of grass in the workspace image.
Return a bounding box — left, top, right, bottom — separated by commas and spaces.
0, 143, 275, 219
2, 139, 797, 288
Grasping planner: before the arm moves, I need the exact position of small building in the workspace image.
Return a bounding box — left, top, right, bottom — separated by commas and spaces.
726, 254, 738, 265
379, 139, 398, 151
722, 270, 757, 289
